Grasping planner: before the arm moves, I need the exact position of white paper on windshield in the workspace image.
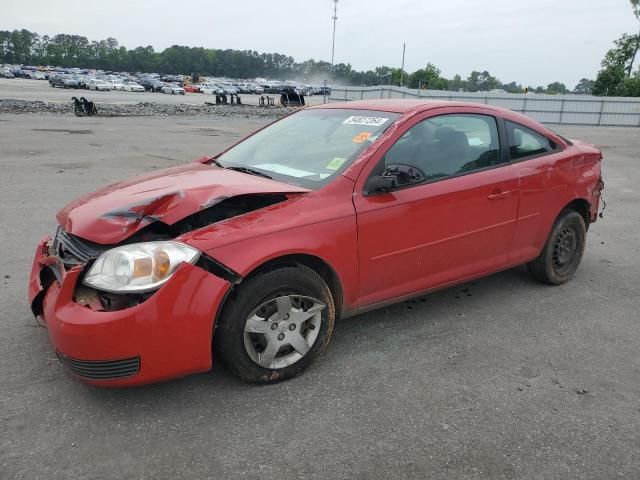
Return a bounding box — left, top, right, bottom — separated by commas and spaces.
254, 164, 316, 178
467, 137, 485, 146
343, 116, 389, 127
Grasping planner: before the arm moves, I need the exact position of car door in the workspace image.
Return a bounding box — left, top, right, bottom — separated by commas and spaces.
503, 120, 567, 264
352, 109, 519, 307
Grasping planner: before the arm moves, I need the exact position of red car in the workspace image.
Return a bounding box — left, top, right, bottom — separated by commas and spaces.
183, 84, 200, 93
28, 100, 604, 386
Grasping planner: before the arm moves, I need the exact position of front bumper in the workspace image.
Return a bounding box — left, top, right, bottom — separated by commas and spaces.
28, 237, 232, 387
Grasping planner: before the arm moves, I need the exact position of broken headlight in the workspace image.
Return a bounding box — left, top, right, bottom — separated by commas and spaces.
83, 242, 200, 293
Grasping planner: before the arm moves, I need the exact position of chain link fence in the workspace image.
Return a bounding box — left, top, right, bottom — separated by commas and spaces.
328, 86, 640, 127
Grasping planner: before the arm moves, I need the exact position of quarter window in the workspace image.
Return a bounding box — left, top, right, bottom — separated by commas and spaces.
379, 114, 503, 186
506, 121, 557, 160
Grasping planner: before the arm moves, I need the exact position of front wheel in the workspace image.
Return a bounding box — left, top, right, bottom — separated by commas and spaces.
215, 265, 335, 383
527, 210, 586, 285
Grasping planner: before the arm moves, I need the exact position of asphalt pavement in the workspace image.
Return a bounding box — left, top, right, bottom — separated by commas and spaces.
0, 112, 639, 480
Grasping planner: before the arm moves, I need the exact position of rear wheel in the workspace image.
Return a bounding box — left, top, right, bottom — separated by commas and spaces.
215, 265, 335, 383
527, 210, 586, 285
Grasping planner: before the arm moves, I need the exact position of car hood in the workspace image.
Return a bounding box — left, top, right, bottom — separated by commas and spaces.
57, 162, 310, 244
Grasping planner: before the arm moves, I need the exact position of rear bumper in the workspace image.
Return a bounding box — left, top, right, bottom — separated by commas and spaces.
28, 237, 231, 387
587, 176, 605, 223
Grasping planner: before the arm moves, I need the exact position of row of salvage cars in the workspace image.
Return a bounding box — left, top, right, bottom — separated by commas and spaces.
3, 64, 330, 98
28, 100, 604, 388
49, 73, 147, 92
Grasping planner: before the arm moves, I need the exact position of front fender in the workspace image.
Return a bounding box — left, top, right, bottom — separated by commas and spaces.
181, 177, 360, 309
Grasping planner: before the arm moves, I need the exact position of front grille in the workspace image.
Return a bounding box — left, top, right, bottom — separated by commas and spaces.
57, 353, 140, 380
52, 227, 106, 266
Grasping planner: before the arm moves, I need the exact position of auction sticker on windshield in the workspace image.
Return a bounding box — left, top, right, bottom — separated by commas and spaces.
352, 132, 372, 143
326, 157, 347, 170
343, 116, 390, 127
253, 164, 316, 178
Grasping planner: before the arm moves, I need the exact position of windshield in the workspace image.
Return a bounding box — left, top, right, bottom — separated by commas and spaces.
216, 109, 399, 189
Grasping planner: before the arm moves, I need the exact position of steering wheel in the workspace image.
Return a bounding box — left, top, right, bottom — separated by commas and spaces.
383, 163, 427, 185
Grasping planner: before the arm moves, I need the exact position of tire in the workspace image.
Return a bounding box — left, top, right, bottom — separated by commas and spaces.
527, 209, 586, 285
214, 265, 335, 383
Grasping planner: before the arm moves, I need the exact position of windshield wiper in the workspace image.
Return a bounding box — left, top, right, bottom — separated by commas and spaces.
226, 166, 272, 179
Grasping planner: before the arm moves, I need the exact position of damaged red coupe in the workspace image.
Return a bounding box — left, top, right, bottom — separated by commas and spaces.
28, 100, 604, 386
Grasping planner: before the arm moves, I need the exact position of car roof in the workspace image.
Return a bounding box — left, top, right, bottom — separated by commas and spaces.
310, 99, 505, 115
308, 99, 564, 145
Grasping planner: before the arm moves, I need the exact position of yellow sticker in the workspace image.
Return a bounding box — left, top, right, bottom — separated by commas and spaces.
352, 131, 372, 144
326, 157, 346, 170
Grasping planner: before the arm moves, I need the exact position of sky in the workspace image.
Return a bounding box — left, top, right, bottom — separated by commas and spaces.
2, 0, 639, 88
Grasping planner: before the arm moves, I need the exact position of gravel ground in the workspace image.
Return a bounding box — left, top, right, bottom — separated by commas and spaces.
0, 98, 296, 118
0, 112, 639, 480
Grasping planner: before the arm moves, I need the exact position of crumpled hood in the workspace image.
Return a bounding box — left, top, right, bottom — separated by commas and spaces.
57, 163, 309, 244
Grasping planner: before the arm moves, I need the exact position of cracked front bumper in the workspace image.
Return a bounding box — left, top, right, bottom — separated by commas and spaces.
28, 237, 231, 387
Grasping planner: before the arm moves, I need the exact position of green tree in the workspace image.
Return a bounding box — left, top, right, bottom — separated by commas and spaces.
593, 34, 640, 95
574, 78, 595, 94
467, 70, 501, 92
623, 71, 640, 95
448, 74, 467, 91
594, 65, 626, 96
546, 82, 568, 94
501, 81, 523, 93
407, 63, 446, 89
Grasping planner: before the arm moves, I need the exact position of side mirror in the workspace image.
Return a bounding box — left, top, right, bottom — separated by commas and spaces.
365, 175, 396, 195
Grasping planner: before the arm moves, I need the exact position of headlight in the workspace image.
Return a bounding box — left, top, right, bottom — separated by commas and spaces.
83, 242, 200, 293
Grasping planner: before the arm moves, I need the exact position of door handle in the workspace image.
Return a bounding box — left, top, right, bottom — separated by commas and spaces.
487, 190, 513, 200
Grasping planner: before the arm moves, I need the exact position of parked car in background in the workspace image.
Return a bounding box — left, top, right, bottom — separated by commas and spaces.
27, 71, 47, 80
76, 76, 91, 89
139, 78, 165, 92
86, 79, 112, 91
109, 79, 126, 90
14, 68, 32, 78
28, 100, 603, 387
200, 83, 223, 95
161, 75, 182, 84
263, 82, 284, 94
236, 83, 253, 94
183, 84, 201, 93
50, 74, 79, 89
150, 80, 166, 92
161, 83, 185, 95
122, 81, 145, 92
0, 68, 14, 78
219, 84, 238, 95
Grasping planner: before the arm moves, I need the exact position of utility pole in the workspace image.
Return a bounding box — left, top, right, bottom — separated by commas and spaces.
331, 0, 339, 69
400, 42, 406, 87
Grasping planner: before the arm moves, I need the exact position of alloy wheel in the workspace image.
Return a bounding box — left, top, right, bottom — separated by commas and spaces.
243, 295, 325, 369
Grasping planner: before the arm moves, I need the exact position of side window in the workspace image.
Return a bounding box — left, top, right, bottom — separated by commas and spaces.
507, 121, 557, 161
379, 114, 503, 187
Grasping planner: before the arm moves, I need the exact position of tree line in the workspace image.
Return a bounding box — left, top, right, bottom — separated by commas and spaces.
0, 27, 632, 96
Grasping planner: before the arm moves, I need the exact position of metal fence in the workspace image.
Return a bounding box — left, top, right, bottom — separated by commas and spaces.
328, 86, 640, 127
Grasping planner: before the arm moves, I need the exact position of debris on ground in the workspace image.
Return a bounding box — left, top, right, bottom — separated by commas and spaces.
0, 99, 296, 119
